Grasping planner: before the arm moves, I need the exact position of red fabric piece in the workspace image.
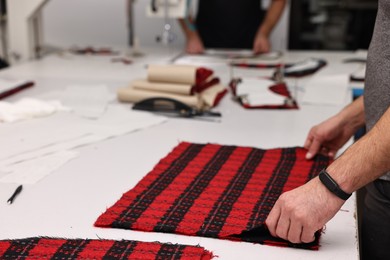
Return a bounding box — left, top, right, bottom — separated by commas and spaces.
212, 88, 228, 107
0, 237, 213, 260
192, 78, 220, 94
229, 79, 298, 109
196, 68, 213, 85
0, 81, 34, 100
95, 142, 331, 250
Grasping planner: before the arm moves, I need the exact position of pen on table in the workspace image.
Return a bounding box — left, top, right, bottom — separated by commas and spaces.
7, 185, 23, 205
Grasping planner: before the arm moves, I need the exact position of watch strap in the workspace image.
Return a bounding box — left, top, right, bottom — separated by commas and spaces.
319, 169, 352, 200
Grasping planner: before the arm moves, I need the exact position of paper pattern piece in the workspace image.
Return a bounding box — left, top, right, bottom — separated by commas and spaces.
95, 142, 331, 250
302, 74, 350, 106
0, 105, 166, 184
0, 151, 79, 184
0, 237, 213, 260
61, 84, 113, 119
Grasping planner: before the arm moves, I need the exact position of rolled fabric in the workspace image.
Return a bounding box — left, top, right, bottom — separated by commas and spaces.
147, 64, 213, 85
117, 86, 203, 109
200, 84, 228, 108
132, 79, 193, 95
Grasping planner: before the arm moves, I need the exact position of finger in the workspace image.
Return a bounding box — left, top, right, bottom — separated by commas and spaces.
265, 205, 281, 237
275, 211, 290, 240
327, 150, 336, 158
287, 221, 303, 244
306, 139, 322, 160
301, 227, 316, 243
304, 135, 313, 150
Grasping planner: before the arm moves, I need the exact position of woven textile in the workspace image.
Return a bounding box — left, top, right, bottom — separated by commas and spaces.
95, 142, 331, 250
0, 237, 213, 260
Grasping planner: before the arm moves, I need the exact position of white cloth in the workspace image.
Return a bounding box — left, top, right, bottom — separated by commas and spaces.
0, 98, 70, 123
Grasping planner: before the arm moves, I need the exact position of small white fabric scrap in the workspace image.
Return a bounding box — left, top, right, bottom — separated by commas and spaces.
0, 98, 70, 123
243, 89, 287, 106
235, 78, 276, 96
0, 150, 79, 184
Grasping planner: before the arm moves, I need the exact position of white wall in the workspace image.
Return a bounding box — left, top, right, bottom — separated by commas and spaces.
42, 0, 289, 51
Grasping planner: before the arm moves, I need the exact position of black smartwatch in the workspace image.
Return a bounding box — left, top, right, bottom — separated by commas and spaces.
319, 169, 352, 200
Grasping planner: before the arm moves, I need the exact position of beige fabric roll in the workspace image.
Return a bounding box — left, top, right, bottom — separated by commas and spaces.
117, 87, 202, 109
131, 79, 192, 95
200, 84, 226, 108
147, 65, 197, 85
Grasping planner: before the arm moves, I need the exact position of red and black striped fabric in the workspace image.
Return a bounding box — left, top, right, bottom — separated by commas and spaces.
95, 142, 331, 250
0, 237, 213, 260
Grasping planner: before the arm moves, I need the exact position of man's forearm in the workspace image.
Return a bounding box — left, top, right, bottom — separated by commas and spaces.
335, 96, 365, 134
258, 0, 286, 37
178, 18, 193, 38
328, 101, 390, 193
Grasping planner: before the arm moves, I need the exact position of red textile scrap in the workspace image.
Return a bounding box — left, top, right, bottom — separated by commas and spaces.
0, 237, 213, 260
191, 78, 220, 94
196, 68, 213, 85
95, 142, 331, 250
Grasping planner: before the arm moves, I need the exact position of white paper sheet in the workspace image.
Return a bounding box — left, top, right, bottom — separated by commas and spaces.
61, 84, 113, 119
243, 90, 287, 106
302, 74, 350, 106
0, 105, 167, 184
0, 151, 79, 184
235, 78, 276, 96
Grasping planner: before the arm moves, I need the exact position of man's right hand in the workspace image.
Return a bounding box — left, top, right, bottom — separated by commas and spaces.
304, 115, 356, 160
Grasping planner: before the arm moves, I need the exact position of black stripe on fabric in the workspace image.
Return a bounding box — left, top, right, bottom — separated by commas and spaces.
51, 239, 90, 259
102, 240, 138, 259
113, 143, 204, 228
246, 148, 297, 231
307, 154, 331, 182
1, 237, 40, 259
155, 244, 185, 260
197, 148, 265, 237
154, 145, 236, 233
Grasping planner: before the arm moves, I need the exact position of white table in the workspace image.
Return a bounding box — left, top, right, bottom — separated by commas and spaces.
0, 48, 360, 259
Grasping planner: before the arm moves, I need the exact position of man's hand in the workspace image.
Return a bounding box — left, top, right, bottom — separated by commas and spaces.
304, 115, 356, 160
265, 177, 345, 243
186, 32, 205, 54
253, 32, 270, 54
